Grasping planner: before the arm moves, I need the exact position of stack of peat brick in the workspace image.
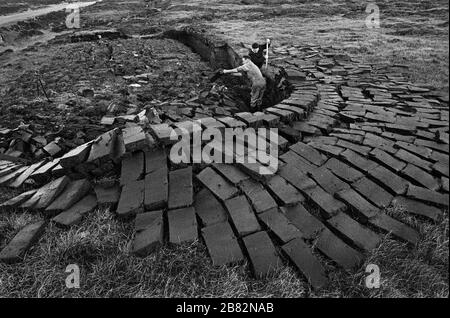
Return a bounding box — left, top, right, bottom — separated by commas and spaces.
0, 125, 68, 164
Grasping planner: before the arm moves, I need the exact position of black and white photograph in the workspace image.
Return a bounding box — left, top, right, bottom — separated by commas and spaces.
0, 0, 448, 303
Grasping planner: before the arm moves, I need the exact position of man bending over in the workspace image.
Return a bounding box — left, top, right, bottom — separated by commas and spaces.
220, 56, 266, 111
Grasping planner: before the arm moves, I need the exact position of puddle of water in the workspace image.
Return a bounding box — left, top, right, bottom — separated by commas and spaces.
0, 1, 101, 27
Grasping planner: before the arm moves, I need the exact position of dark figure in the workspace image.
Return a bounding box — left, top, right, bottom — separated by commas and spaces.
248, 39, 271, 69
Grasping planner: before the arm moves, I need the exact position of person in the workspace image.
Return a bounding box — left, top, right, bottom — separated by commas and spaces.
248, 39, 271, 69
220, 55, 266, 110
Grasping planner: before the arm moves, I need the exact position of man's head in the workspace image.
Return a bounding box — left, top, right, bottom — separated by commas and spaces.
242, 55, 251, 64
251, 43, 259, 53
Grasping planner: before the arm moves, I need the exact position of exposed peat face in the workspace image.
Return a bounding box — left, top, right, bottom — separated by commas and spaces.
165, 27, 292, 112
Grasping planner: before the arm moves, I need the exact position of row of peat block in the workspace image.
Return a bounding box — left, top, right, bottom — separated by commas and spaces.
1, 128, 447, 289
1, 92, 448, 288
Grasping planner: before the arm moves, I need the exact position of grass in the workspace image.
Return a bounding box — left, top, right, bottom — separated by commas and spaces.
0, 202, 448, 298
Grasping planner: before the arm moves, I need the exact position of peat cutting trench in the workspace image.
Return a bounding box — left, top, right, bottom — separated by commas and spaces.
0, 25, 449, 290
